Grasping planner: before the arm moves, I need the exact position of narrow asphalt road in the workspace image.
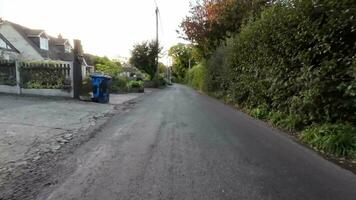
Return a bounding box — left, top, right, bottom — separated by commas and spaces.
39, 84, 356, 200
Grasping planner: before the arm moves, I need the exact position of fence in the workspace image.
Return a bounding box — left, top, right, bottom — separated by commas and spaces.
0, 60, 16, 86
0, 59, 74, 97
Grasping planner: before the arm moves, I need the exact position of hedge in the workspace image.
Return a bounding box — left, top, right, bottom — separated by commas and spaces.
187, 0, 356, 157
202, 0, 356, 127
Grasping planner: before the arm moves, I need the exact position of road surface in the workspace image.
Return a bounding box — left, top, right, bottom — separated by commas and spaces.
39, 84, 356, 200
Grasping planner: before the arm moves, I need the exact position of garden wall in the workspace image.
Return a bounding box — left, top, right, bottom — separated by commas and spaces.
0, 59, 73, 98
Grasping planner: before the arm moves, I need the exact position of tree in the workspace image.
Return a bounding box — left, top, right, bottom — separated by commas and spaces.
168, 43, 198, 82
94, 56, 122, 77
180, 0, 271, 55
129, 40, 162, 80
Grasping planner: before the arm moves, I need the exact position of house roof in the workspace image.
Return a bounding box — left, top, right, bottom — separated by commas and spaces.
6, 21, 48, 58
26, 29, 45, 37
49, 36, 74, 61
5, 21, 74, 62
0, 33, 20, 53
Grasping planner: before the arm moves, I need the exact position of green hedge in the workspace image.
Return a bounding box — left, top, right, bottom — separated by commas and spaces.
188, 0, 356, 157
186, 62, 208, 91
203, 0, 356, 126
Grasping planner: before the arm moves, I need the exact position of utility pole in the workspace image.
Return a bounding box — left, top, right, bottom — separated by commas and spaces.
188, 59, 191, 83
73, 39, 83, 99
155, 6, 159, 79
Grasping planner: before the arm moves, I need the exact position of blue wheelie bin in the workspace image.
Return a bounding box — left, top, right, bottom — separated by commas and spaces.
90, 74, 112, 103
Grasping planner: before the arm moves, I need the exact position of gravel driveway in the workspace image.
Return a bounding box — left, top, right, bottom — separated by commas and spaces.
0, 92, 146, 197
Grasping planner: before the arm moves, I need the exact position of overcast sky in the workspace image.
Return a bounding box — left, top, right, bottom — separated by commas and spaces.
0, 0, 191, 62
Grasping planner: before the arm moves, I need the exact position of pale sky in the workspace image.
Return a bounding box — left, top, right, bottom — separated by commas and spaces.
0, 0, 191, 62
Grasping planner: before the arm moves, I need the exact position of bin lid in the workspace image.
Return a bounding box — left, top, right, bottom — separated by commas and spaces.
90, 74, 112, 79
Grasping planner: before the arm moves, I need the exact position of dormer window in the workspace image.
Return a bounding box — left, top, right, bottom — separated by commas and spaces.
40, 37, 49, 50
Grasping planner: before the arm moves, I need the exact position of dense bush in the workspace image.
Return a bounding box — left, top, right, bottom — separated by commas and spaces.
186, 62, 208, 91
80, 77, 92, 98
300, 124, 356, 157
206, 0, 356, 126
185, 0, 356, 157
204, 44, 232, 97
127, 80, 144, 89
111, 76, 129, 93
20, 62, 70, 89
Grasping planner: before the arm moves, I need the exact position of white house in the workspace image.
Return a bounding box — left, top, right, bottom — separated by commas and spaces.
0, 33, 20, 60
0, 19, 73, 62
0, 19, 93, 77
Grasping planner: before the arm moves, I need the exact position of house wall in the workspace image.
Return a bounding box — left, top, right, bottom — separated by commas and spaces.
0, 23, 44, 61
0, 49, 19, 60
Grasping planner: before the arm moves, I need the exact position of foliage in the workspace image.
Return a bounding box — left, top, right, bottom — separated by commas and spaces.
180, 0, 271, 55
228, 0, 356, 125
300, 124, 356, 157
204, 43, 232, 95
80, 77, 92, 97
94, 56, 122, 77
194, 0, 356, 127
127, 80, 144, 89
129, 40, 162, 80
250, 104, 269, 120
149, 75, 167, 88
20, 62, 70, 89
179, 0, 356, 158
111, 76, 129, 93
169, 43, 199, 82
186, 62, 207, 91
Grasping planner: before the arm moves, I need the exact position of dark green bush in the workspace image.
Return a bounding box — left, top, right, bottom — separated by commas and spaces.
150, 76, 166, 88
250, 104, 269, 120
127, 80, 144, 89
277, 114, 304, 132
182, 0, 356, 158
111, 76, 129, 93
80, 77, 92, 97
221, 0, 356, 126
186, 62, 208, 91
300, 124, 356, 157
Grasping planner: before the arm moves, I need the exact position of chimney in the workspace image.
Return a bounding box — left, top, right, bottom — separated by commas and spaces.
0, 18, 3, 24
58, 34, 63, 39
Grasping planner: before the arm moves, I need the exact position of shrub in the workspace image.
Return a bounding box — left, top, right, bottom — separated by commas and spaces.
277, 114, 304, 132
186, 62, 208, 91
300, 124, 356, 157
221, 0, 356, 126
80, 77, 92, 97
149, 76, 166, 88
111, 76, 129, 93
127, 80, 144, 89
250, 104, 269, 120
268, 111, 286, 126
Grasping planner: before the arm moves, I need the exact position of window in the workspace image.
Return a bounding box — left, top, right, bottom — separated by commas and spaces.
40, 37, 49, 50
65, 44, 71, 53
0, 38, 10, 49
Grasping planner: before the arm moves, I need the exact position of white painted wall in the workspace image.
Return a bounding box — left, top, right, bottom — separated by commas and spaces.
0, 22, 44, 61
0, 49, 19, 60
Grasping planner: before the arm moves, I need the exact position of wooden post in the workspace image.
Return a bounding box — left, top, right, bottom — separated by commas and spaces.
73, 39, 83, 99
15, 60, 21, 94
